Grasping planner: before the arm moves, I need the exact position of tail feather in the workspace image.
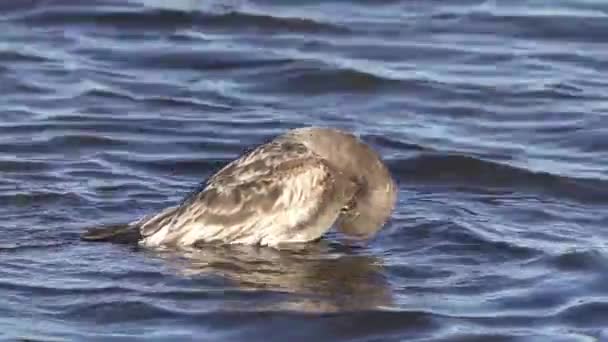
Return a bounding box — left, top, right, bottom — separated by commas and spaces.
81, 223, 141, 244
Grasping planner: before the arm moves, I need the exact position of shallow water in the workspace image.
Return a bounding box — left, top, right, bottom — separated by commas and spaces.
1, 0, 608, 340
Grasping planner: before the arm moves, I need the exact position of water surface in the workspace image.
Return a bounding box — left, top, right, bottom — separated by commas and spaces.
1, 0, 608, 340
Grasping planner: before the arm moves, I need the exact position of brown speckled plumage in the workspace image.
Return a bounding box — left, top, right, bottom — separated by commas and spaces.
82, 127, 397, 248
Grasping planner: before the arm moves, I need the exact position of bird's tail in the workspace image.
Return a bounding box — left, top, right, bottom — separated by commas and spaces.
80, 223, 142, 244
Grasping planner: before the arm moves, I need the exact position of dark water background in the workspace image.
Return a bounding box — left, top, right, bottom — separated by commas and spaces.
1, 0, 608, 340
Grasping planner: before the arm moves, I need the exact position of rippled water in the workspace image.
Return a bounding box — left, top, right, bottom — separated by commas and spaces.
1, 0, 608, 340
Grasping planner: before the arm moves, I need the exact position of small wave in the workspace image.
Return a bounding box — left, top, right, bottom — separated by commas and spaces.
72, 269, 169, 283
99, 48, 295, 72
429, 229, 539, 262
0, 121, 201, 144
48, 134, 130, 148
15, 6, 349, 34
557, 300, 608, 328
0, 49, 49, 64
0, 241, 72, 254
545, 250, 608, 273
109, 155, 226, 177
394, 221, 561, 274
200, 11, 350, 34
59, 300, 179, 323
389, 153, 608, 204
0, 134, 129, 155
140, 96, 233, 112
362, 134, 433, 152
253, 66, 403, 94
0, 159, 54, 173
0, 191, 87, 208
465, 11, 608, 43
0, 280, 132, 297
59, 306, 440, 339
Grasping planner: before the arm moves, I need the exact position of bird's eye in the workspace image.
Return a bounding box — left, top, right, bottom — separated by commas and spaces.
341, 201, 355, 213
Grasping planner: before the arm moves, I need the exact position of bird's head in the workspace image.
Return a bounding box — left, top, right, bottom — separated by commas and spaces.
289, 127, 397, 240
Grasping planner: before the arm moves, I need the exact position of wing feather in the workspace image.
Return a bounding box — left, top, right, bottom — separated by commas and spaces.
140, 140, 353, 247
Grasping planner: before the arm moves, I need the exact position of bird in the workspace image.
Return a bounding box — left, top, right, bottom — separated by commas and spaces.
81, 127, 397, 248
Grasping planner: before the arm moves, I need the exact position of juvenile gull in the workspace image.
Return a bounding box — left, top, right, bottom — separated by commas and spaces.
81, 127, 397, 248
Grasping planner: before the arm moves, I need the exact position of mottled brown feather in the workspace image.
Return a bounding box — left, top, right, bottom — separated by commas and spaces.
82, 127, 396, 248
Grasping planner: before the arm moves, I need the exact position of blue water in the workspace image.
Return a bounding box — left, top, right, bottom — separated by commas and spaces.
1, 0, 608, 340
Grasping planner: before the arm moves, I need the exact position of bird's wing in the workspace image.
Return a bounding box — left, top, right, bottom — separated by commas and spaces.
141, 140, 356, 246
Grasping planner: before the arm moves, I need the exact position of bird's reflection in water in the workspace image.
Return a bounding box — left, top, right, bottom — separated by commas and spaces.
148, 240, 394, 313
